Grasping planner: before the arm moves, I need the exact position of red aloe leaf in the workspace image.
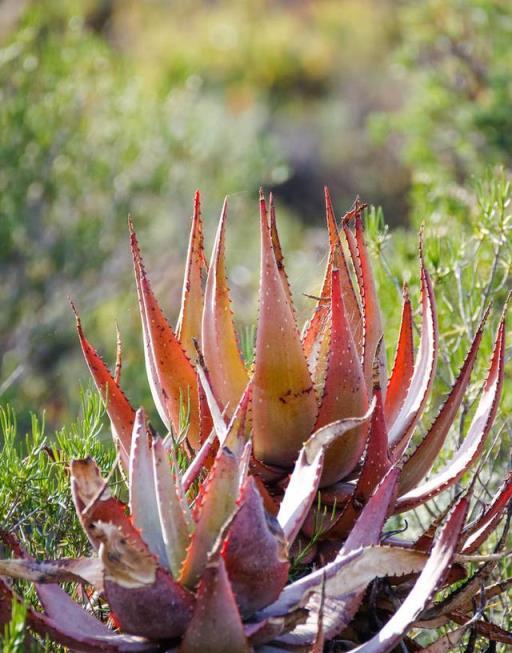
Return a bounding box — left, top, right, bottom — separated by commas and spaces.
0, 540, 156, 652
340, 466, 399, 554
105, 567, 194, 641
152, 436, 193, 577
129, 409, 168, 567
384, 284, 414, 426
331, 379, 392, 537
202, 199, 249, 415
399, 309, 489, 495
180, 552, 250, 653
324, 188, 363, 352
94, 521, 157, 588
129, 220, 201, 449
223, 381, 253, 456
269, 192, 294, 308
284, 468, 401, 646
70, 458, 140, 550
223, 476, 289, 616
195, 357, 230, 442
179, 446, 242, 588
395, 316, 506, 513
252, 191, 317, 467
302, 189, 362, 376
0, 557, 102, 587
419, 560, 497, 624
182, 429, 217, 492
5, 540, 134, 645
177, 190, 208, 360
244, 609, 308, 647
302, 260, 331, 371
462, 472, 512, 553
387, 257, 438, 457
350, 208, 387, 394
265, 545, 430, 627
314, 267, 369, 485
277, 406, 375, 545
73, 307, 134, 468
28, 611, 156, 653
347, 498, 469, 653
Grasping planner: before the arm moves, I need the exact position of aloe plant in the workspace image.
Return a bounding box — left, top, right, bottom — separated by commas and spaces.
0, 190, 510, 651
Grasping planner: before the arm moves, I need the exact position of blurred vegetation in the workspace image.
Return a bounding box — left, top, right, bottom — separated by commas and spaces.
373, 0, 512, 226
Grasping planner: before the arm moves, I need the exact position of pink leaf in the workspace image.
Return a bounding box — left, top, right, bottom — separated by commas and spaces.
384, 284, 414, 427
202, 199, 248, 415
398, 308, 488, 495
396, 316, 506, 513
223, 476, 289, 616
180, 553, 250, 653
73, 307, 133, 469
252, 191, 317, 467
278, 405, 375, 545
314, 267, 369, 485
388, 257, 438, 458
347, 498, 469, 653
176, 190, 208, 360
129, 219, 201, 449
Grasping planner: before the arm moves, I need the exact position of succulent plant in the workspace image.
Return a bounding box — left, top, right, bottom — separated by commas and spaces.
1, 190, 511, 652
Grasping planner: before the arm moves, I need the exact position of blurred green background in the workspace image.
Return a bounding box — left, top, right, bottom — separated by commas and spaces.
0, 0, 511, 432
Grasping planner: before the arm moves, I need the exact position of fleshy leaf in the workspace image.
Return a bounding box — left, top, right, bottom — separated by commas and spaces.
387, 257, 438, 457
351, 207, 387, 394
261, 545, 430, 620
462, 472, 512, 553
340, 465, 399, 554
0, 578, 155, 653
176, 190, 208, 360
396, 316, 506, 513
129, 219, 201, 449
282, 468, 400, 645
179, 446, 242, 587
105, 566, 194, 641
0, 557, 102, 588
277, 406, 375, 545
180, 552, 250, 653
324, 188, 363, 352
331, 379, 392, 537
129, 409, 168, 567
302, 189, 362, 380
252, 191, 317, 467
347, 498, 468, 653
152, 436, 193, 577
268, 192, 294, 308
70, 458, 140, 550
384, 284, 414, 427
223, 476, 289, 616
74, 307, 134, 468
202, 199, 248, 415
399, 309, 488, 495
314, 267, 369, 485
94, 521, 157, 589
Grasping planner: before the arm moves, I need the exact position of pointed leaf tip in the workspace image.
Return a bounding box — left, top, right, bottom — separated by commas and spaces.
177, 190, 208, 360
202, 199, 248, 416
253, 194, 317, 467
130, 221, 201, 448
